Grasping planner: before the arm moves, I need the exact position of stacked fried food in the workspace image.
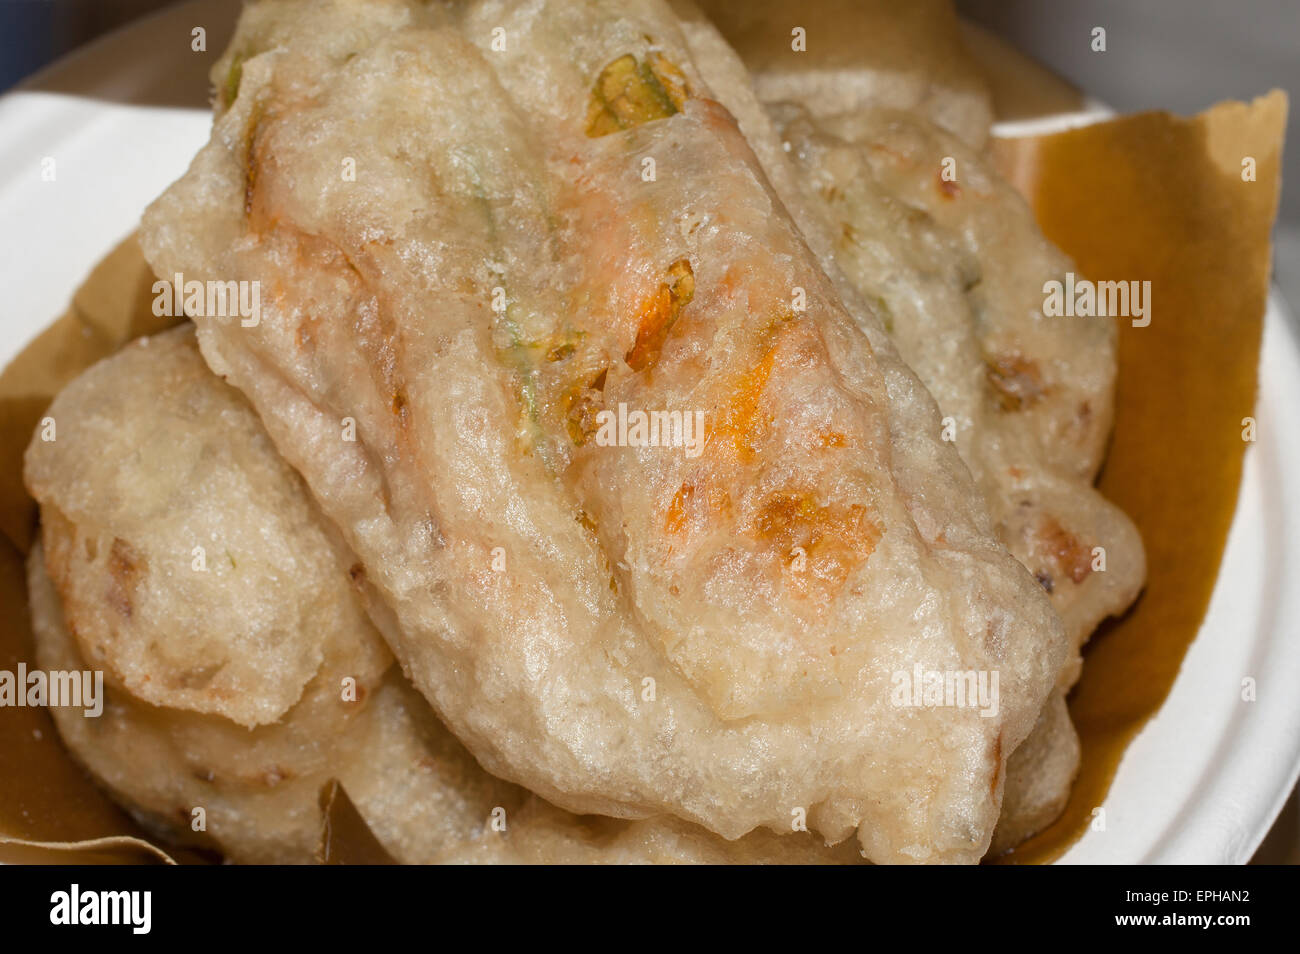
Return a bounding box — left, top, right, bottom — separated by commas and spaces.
25, 0, 1143, 864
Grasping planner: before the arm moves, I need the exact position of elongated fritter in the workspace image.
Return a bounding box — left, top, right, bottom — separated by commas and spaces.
665, 4, 1143, 665
656, 1, 1115, 849
769, 107, 1145, 676
25, 327, 854, 864
141, 0, 1067, 862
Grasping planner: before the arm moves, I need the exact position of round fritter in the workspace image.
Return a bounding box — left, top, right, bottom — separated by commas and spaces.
24, 329, 392, 728
29, 544, 363, 863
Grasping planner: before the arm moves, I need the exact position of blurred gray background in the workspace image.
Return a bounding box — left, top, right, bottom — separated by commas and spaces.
0, 0, 1295, 863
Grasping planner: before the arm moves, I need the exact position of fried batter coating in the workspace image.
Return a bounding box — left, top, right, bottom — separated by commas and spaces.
988, 690, 1080, 856
769, 106, 1145, 670
24, 327, 391, 860
24, 331, 392, 729
25, 327, 852, 864
659, 3, 1143, 846
31, 545, 850, 864
739, 102, 1144, 847
141, 0, 1067, 862
653, 3, 1106, 851
29, 541, 372, 863
674, 2, 1143, 660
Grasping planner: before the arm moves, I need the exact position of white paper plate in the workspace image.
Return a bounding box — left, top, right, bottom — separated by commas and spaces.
2, 0, 1296, 864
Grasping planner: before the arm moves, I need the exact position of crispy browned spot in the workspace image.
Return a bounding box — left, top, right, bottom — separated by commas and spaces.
295, 315, 319, 351
986, 353, 1045, 411
937, 173, 962, 199
171, 662, 223, 691
1039, 516, 1093, 585
244, 157, 258, 221
564, 368, 608, 446
565, 392, 602, 445
1073, 399, 1094, 439
625, 259, 694, 372
586, 52, 688, 137
105, 537, 142, 619
753, 492, 881, 595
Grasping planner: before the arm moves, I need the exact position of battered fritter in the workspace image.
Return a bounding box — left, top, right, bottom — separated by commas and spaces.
25, 327, 857, 864
140, 0, 1069, 862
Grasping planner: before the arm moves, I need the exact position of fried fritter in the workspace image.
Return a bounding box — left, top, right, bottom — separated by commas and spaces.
31, 544, 850, 864
769, 106, 1145, 673
141, 0, 1067, 862
744, 101, 1144, 848
25, 326, 853, 864
660, 2, 1109, 850
988, 690, 1080, 856
24, 333, 392, 731
29, 540, 369, 863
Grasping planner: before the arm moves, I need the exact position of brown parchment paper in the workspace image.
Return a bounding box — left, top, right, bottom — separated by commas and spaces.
990, 90, 1287, 863
0, 236, 186, 864
0, 88, 1285, 863
316, 780, 398, 866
